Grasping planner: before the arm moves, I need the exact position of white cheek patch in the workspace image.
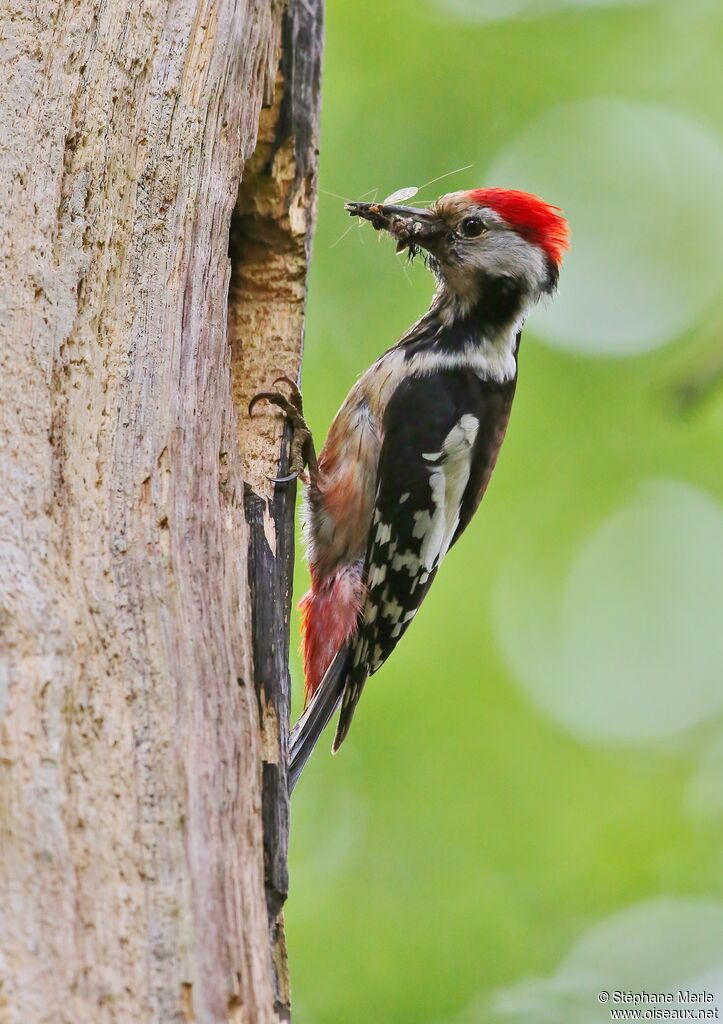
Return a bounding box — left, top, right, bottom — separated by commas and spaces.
476, 228, 548, 294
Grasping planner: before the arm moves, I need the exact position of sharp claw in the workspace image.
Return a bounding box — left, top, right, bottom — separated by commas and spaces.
249, 392, 275, 415
250, 380, 313, 485
267, 471, 300, 485
249, 391, 301, 421
271, 375, 303, 412
272, 374, 299, 391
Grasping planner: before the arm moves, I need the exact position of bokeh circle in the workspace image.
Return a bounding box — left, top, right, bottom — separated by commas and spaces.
487, 99, 723, 355
495, 480, 723, 745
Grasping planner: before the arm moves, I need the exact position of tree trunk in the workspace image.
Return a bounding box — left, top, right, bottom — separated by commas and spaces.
0, 1, 322, 1021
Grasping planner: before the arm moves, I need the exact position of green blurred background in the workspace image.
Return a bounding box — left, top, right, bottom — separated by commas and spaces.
286, 2, 723, 1021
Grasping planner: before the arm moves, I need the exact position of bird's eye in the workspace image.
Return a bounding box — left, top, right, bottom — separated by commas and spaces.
460, 216, 485, 238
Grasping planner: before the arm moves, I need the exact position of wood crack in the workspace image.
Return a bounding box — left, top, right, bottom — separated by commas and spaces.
229, 1, 322, 1017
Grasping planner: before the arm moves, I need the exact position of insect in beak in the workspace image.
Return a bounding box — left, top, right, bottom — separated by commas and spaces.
345, 201, 443, 254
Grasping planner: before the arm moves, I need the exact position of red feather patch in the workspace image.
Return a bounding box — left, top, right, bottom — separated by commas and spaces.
299, 565, 365, 704
468, 188, 570, 265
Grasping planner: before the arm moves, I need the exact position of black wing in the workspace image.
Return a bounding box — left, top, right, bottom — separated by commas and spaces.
333, 368, 515, 750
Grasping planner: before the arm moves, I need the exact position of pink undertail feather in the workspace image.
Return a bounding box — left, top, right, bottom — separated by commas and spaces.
299, 564, 365, 705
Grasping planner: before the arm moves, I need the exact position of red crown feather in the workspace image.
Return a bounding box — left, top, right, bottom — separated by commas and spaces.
468, 188, 570, 265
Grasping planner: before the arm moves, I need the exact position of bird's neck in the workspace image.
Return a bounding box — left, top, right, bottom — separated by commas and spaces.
397, 276, 532, 385
432, 271, 534, 332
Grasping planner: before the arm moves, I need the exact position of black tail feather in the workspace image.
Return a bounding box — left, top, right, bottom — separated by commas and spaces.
288, 646, 349, 793
331, 667, 367, 753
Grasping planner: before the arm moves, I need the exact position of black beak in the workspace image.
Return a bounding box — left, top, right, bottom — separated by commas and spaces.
345, 201, 443, 252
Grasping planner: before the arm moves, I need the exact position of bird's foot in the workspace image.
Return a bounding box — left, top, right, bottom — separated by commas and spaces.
249, 375, 318, 485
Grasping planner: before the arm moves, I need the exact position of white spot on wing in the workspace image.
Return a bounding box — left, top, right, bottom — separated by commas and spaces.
416, 415, 479, 573
354, 640, 368, 667
368, 564, 387, 589
443, 413, 479, 455
375, 521, 392, 545
418, 469, 448, 571
392, 550, 420, 575
381, 596, 404, 622
412, 509, 433, 539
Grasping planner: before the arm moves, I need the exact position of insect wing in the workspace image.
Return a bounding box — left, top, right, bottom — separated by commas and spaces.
382, 186, 419, 204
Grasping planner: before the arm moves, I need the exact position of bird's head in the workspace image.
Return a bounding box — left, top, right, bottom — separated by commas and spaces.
346, 188, 569, 316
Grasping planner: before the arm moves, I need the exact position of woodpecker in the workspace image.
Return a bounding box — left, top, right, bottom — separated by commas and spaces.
250, 188, 569, 791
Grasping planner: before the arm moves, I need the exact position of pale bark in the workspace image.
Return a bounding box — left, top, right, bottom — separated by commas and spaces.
0, 1, 321, 1022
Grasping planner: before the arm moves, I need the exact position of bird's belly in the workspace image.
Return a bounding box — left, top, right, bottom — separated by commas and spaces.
312, 466, 375, 573
306, 399, 381, 579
